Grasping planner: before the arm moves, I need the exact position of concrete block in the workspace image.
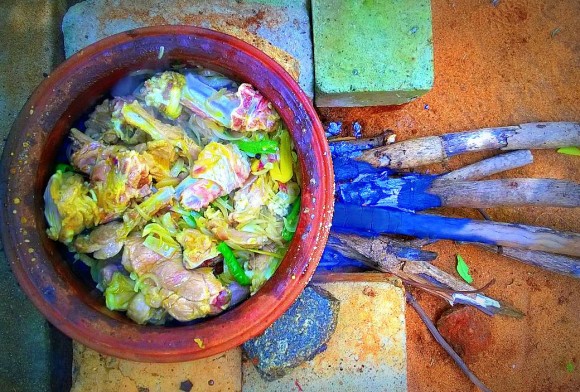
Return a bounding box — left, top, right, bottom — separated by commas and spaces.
71, 342, 242, 392
62, 0, 313, 97
312, 0, 434, 107
242, 286, 340, 381
242, 274, 407, 391
0, 1, 69, 391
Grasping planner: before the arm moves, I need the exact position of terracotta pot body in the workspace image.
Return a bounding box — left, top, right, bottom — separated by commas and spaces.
0, 26, 333, 362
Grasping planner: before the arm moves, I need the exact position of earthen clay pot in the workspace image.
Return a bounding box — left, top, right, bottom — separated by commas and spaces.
0, 26, 333, 362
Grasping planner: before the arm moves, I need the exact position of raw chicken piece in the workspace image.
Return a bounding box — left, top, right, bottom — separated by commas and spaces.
231, 176, 270, 225
181, 73, 279, 132
70, 129, 152, 221
74, 221, 125, 259
122, 234, 230, 321
176, 142, 250, 210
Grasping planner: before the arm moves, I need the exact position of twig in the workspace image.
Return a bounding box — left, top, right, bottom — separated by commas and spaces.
333, 203, 580, 257
328, 232, 521, 317
476, 244, 580, 278
435, 150, 533, 183
405, 291, 492, 392
428, 179, 580, 208
358, 122, 579, 169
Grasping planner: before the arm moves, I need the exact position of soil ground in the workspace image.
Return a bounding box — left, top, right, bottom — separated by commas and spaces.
319, 1, 580, 391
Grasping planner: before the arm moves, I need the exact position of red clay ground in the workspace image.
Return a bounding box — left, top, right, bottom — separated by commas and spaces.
319, 0, 580, 391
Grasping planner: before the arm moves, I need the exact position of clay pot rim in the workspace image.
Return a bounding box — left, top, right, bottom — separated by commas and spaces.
0, 26, 334, 362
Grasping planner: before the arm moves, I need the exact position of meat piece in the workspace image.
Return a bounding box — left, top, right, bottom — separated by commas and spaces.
122, 234, 230, 321
176, 142, 250, 210
74, 221, 124, 259
231, 176, 270, 224
70, 130, 152, 221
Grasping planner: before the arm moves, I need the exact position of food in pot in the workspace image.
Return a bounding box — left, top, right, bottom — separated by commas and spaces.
43, 68, 301, 325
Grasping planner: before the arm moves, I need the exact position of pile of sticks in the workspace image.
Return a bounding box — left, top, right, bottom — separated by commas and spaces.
322, 121, 580, 391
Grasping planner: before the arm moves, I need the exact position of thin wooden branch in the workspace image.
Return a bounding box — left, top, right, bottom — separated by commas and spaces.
435, 150, 534, 183
329, 132, 390, 158
358, 122, 579, 169
405, 291, 492, 392
337, 176, 580, 210
428, 179, 580, 208
328, 232, 521, 316
333, 203, 580, 257
477, 244, 580, 278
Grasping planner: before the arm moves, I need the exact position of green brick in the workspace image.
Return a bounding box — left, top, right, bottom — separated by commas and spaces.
312, 0, 434, 107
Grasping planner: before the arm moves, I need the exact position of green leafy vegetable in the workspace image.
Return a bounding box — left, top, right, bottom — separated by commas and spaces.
456, 254, 473, 284
566, 361, 575, 373
55, 163, 74, 173
105, 272, 137, 311
182, 210, 202, 228
557, 147, 580, 156
217, 242, 251, 286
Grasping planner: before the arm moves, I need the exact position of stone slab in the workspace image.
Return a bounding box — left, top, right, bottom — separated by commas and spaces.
62, 0, 312, 97
242, 274, 407, 391
312, 0, 434, 107
0, 1, 69, 391
71, 343, 242, 392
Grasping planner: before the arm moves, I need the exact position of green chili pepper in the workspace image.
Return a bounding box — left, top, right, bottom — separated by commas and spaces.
217, 242, 251, 286
182, 211, 201, 228
55, 163, 74, 173
282, 198, 301, 242
233, 139, 279, 155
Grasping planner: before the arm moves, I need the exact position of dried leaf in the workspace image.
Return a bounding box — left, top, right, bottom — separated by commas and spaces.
456, 254, 473, 284
557, 147, 580, 156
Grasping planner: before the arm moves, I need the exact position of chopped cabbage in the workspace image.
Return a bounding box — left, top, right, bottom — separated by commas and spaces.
44, 171, 99, 243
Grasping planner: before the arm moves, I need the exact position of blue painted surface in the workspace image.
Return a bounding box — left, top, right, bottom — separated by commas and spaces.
329, 140, 381, 159
336, 171, 440, 211
318, 247, 370, 271
332, 203, 491, 245
333, 156, 387, 182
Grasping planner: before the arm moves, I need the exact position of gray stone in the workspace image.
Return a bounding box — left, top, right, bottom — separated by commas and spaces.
62, 0, 314, 97
242, 285, 340, 381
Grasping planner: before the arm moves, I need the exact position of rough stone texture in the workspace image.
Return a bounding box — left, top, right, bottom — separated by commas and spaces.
242, 286, 340, 381
71, 343, 242, 392
436, 306, 492, 362
0, 1, 68, 391
61, 0, 312, 96
312, 0, 434, 107
242, 276, 407, 391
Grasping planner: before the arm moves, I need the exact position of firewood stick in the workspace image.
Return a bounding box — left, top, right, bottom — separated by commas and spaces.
333, 203, 580, 257
476, 244, 580, 278
358, 122, 579, 169
435, 150, 534, 183
428, 178, 580, 208
328, 233, 522, 317
329, 132, 390, 158
330, 132, 393, 181
338, 176, 580, 209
